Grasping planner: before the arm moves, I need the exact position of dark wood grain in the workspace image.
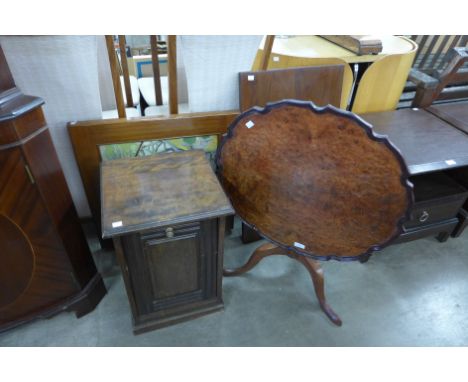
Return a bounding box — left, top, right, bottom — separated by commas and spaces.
105, 35, 126, 118
118, 35, 134, 107
150, 35, 163, 106
239, 66, 344, 111
427, 101, 468, 135
320, 35, 383, 55
103, 153, 231, 333
423, 104, 468, 238
0, 213, 35, 307
101, 150, 234, 238
0, 53, 106, 332
217, 100, 412, 260
68, 111, 237, 222
404, 172, 468, 229
239, 65, 346, 243
0, 146, 78, 322
363, 108, 468, 175
0, 45, 15, 94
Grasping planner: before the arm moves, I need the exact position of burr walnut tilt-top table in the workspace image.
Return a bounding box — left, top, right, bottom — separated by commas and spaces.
216, 100, 414, 325
101, 151, 234, 334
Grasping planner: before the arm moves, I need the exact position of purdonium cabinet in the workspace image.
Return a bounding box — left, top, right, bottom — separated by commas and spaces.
101, 151, 234, 334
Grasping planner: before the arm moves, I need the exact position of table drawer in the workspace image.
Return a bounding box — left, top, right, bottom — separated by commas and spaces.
404, 172, 468, 229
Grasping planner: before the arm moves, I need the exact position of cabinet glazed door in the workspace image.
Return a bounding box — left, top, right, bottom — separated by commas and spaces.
0, 148, 78, 323
122, 220, 218, 316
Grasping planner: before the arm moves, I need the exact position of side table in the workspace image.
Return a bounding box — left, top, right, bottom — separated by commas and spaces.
101, 151, 234, 334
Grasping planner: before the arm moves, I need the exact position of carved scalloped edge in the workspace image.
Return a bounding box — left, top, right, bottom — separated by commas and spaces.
216, 99, 415, 262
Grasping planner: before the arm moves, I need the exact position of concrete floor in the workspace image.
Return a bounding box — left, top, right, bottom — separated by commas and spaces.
1, 218, 468, 346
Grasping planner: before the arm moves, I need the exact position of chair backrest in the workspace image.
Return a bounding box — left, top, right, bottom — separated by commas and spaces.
410, 35, 468, 74
352, 36, 418, 114
411, 47, 468, 107
178, 35, 263, 113
254, 52, 354, 110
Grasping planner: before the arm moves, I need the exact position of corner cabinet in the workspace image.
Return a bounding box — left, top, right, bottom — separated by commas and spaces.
0, 46, 106, 332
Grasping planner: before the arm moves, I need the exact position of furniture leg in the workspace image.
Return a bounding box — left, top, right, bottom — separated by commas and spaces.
223, 242, 285, 276
289, 253, 342, 326
241, 222, 262, 243
224, 242, 342, 326
436, 231, 450, 242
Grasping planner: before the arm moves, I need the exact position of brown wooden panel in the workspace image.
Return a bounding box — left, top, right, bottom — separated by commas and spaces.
12, 108, 47, 140
427, 101, 468, 135
68, 111, 238, 221
217, 100, 412, 260
101, 150, 233, 238
21, 123, 96, 286
0, 213, 35, 307
239, 66, 344, 111
0, 119, 19, 146
137, 222, 207, 305
363, 108, 468, 174
0, 107, 46, 146
0, 147, 78, 323
118, 218, 221, 329
320, 35, 383, 55
0, 45, 15, 93
145, 234, 201, 299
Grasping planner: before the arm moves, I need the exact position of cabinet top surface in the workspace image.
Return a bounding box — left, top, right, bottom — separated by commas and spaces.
362, 108, 468, 174
427, 101, 468, 135
101, 150, 234, 238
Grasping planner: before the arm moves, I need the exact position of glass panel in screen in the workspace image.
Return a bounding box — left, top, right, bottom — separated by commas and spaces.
99, 135, 218, 165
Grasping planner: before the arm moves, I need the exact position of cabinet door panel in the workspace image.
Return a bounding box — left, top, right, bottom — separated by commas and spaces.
122, 220, 217, 316
0, 148, 77, 322
0, 214, 35, 307
145, 233, 202, 299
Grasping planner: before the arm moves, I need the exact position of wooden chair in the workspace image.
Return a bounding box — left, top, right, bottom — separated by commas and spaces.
351, 36, 418, 114
140, 35, 191, 116
400, 36, 468, 106
410, 35, 468, 75
104, 35, 142, 118
410, 47, 468, 108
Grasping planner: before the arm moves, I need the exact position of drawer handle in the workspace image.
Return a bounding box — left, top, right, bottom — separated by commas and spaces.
165, 227, 174, 238
419, 211, 430, 223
